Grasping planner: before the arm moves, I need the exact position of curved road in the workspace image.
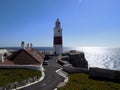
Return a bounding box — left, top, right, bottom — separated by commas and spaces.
20, 58, 64, 90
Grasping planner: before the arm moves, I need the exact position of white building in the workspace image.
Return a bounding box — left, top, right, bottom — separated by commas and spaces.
0, 49, 9, 62
53, 19, 63, 55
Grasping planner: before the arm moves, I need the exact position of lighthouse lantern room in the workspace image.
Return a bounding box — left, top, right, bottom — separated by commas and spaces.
53, 19, 63, 55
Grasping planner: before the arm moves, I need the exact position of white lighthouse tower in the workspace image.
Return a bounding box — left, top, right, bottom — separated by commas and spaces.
53, 19, 63, 55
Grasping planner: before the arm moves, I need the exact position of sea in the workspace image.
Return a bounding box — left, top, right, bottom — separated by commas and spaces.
1, 47, 120, 71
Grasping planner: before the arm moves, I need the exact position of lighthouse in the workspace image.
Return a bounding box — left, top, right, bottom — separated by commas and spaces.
53, 19, 63, 55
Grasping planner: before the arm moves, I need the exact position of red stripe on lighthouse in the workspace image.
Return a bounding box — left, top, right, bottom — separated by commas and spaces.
54, 36, 62, 44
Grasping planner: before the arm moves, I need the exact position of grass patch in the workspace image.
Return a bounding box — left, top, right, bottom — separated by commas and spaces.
58, 73, 120, 90
0, 68, 41, 87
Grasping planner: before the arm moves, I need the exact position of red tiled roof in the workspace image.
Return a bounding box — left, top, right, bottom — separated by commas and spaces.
6, 48, 44, 65
25, 48, 44, 64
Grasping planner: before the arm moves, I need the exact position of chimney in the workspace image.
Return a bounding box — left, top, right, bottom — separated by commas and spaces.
30, 43, 33, 49
27, 43, 29, 49
21, 41, 25, 49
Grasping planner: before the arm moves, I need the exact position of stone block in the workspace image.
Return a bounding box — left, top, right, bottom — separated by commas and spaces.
89, 67, 115, 80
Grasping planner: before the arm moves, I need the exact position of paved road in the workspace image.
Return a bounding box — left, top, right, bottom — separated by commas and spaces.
20, 58, 64, 90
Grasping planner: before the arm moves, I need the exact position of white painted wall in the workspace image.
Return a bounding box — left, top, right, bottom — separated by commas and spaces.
0, 54, 4, 62
0, 65, 43, 71
54, 28, 62, 37
0, 49, 9, 54
0, 49, 10, 63
54, 45, 63, 55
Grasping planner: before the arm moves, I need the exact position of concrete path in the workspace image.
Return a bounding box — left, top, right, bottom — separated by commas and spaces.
20, 58, 64, 90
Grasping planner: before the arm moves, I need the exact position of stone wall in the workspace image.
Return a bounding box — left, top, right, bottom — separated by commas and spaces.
63, 65, 89, 74
89, 67, 120, 81
63, 65, 120, 82
89, 67, 115, 80
0, 65, 43, 71
64, 51, 88, 69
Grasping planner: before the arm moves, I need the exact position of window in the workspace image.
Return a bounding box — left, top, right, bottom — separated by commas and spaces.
58, 30, 60, 32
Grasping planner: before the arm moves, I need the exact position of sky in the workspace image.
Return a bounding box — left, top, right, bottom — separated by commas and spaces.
0, 0, 120, 47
